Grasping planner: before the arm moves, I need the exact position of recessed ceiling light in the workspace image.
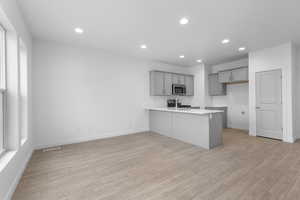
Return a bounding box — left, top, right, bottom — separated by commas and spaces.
140, 44, 147, 49
238, 47, 246, 51
179, 17, 189, 25
221, 38, 230, 44
74, 27, 84, 34
179, 55, 185, 58
196, 59, 202, 63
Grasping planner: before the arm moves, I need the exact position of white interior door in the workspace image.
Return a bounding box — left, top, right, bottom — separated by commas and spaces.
256, 69, 282, 139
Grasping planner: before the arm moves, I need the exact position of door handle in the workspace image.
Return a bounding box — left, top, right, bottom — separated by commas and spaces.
256, 107, 260, 109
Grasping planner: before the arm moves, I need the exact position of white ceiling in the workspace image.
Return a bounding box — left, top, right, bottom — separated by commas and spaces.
17, 0, 300, 66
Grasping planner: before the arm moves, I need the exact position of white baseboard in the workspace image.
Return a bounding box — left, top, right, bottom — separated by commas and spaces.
283, 136, 295, 143
227, 125, 249, 132
35, 128, 149, 150
293, 130, 300, 142
4, 149, 33, 200
250, 132, 294, 143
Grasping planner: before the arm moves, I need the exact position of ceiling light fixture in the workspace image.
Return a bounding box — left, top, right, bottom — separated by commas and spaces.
221, 38, 230, 44
238, 47, 246, 52
74, 27, 84, 34
179, 17, 189, 25
179, 55, 185, 58
140, 44, 147, 49
196, 59, 202, 63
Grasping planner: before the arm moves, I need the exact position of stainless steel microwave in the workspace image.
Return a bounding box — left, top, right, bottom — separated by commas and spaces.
172, 84, 186, 96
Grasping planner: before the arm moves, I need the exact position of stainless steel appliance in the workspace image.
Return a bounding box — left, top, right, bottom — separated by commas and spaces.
167, 99, 176, 107
172, 84, 186, 96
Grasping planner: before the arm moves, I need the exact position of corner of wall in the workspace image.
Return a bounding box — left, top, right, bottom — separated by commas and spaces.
293, 44, 300, 140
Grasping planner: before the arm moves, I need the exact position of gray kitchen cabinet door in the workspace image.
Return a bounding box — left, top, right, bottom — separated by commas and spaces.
205, 106, 227, 128
164, 73, 173, 95
231, 67, 248, 82
150, 71, 165, 96
218, 70, 232, 83
185, 75, 194, 96
171, 74, 178, 84
178, 75, 185, 84
208, 73, 226, 96
172, 74, 185, 84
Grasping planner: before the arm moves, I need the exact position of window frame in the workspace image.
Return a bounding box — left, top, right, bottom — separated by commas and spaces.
0, 23, 7, 156
19, 38, 28, 144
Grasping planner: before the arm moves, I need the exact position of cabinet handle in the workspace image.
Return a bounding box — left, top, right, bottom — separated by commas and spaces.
256, 107, 260, 109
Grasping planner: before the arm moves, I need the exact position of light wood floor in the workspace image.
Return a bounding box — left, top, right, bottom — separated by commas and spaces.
13, 129, 300, 200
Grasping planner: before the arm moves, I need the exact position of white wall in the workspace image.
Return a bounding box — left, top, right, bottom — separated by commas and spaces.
0, 0, 33, 200
33, 40, 204, 149
294, 46, 300, 140
210, 58, 249, 130
249, 43, 295, 142
188, 64, 211, 107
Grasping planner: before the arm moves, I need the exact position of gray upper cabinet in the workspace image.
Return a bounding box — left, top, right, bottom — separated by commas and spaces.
231, 67, 248, 82
178, 75, 185, 84
185, 75, 194, 96
150, 71, 194, 96
208, 73, 226, 96
150, 71, 165, 96
218, 70, 232, 83
218, 67, 248, 83
172, 74, 185, 85
164, 73, 173, 96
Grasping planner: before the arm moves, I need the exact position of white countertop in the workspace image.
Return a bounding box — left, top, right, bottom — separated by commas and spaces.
146, 107, 223, 115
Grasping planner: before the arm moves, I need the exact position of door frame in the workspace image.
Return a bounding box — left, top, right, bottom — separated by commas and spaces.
255, 69, 283, 140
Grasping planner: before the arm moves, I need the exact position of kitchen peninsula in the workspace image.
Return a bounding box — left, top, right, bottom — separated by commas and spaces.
147, 108, 223, 149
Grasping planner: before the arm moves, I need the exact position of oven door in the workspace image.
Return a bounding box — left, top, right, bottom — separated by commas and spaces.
172, 84, 186, 96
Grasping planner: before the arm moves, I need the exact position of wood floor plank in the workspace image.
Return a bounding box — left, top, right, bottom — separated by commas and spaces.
12, 129, 300, 200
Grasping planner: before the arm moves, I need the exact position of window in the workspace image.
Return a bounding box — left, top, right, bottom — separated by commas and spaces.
0, 24, 6, 154
19, 39, 28, 143
0, 91, 4, 154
